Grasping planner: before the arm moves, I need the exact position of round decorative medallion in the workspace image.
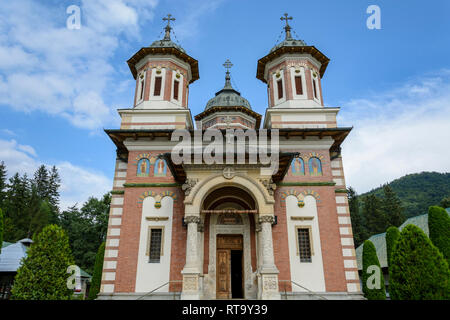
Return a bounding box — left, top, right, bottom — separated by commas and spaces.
223, 167, 235, 180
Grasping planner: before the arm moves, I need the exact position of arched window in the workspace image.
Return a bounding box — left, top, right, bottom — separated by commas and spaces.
137, 158, 150, 177
291, 157, 305, 176
308, 157, 322, 176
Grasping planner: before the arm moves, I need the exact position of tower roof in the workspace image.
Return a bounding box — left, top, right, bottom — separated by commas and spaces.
205, 59, 251, 110
127, 14, 199, 83
256, 14, 330, 83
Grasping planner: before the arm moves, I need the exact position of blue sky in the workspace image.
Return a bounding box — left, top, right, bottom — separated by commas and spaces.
1, 0, 449, 209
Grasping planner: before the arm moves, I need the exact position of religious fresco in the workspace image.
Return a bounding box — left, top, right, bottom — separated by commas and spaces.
154, 159, 167, 177
291, 157, 305, 176
137, 158, 150, 177
308, 157, 322, 176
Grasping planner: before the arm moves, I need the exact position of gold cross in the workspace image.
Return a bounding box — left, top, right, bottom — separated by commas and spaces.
223, 59, 233, 73
163, 14, 176, 26
280, 13, 293, 27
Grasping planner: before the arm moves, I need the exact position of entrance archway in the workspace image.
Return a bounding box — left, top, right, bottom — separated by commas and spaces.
201, 186, 258, 299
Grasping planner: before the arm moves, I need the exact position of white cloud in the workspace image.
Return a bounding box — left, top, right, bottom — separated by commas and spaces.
340, 70, 450, 194
0, 0, 158, 130
0, 138, 111, 210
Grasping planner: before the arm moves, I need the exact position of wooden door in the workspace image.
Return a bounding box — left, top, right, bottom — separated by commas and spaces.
216, 249, 230, 299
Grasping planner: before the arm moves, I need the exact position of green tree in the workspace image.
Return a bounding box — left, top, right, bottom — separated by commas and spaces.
47, 166, 61, 224
361, 240, 386, 300
428, 206, 450, 265
363, 194, 389, 236
386, 226, 400, 268
440, 196, 450, 209
0, 208, 4, 254
4, 173, 31, 241
0, 161, 7, 209
382, 185, 406, 227
88, 242, 105, 300
11, 224, 75, 300
347, 187, 367, 247
390, 224, 450, 300
59, 193, 110, 274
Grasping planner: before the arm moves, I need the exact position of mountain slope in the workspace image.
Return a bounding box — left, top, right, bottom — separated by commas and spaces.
360, 172, 450, 218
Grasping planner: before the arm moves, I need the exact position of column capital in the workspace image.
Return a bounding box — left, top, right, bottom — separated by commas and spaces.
258, 215, 275, 224
184, 216, 201, 224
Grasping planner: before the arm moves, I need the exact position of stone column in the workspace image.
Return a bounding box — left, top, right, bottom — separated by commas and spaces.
181, 215, 201, 299
258, 215, 281, 300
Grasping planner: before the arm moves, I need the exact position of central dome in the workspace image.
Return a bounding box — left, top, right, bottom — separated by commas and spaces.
205, 69, 251, 110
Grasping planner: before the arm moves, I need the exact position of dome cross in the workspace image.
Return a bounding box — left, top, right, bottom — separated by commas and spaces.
162, 14, 176, 40
280, 13, 293, 39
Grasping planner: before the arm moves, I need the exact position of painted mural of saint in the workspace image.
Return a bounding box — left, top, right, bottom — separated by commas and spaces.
309, 157, 322, 176
154, 159, 166, 176
137, 158, 150, 176
292, 158, 305, 175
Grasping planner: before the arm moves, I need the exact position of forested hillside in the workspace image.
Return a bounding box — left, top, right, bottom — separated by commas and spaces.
361, 172, 450, 218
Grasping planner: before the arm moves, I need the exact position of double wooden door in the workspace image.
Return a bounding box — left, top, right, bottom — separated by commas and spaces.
216, 235, 243, 299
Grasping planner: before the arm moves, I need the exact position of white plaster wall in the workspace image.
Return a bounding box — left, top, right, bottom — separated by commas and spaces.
135, 196, 173, 293
286, 195, 326, 292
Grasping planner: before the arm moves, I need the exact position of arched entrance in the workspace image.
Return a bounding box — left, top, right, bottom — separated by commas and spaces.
201, 186, 258, 299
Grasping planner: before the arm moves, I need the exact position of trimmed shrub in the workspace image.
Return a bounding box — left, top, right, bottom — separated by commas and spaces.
11, 224, 75, 300
88, 242, 105, 300
362, 240, 386, 300
386, 226, 400, 267
390, 224, 450, 300
428, 206, 450, 265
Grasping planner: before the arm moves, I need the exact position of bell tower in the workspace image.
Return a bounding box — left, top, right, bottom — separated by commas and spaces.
121, 14, 199, 130
257, 14, 339, 129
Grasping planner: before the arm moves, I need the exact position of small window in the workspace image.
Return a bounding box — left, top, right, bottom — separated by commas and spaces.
148, 228, 163, 263
297, 228, 312, 263
154, 77, 162, 96
277, 79, 283, 100
139, 79, 145, 100
173, 80, 179, 100
313, 79, 318, 99
295, 76, 303, 95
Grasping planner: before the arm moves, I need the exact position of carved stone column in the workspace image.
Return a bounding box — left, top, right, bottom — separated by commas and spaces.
258, 215, 281, 300
181, 215, 202, 299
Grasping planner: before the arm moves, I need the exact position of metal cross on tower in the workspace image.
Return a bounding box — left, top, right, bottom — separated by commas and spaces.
280, 13, 293, 39
223, 59, 233, 74
162, 14, 176, 40
163, 14, 176, 27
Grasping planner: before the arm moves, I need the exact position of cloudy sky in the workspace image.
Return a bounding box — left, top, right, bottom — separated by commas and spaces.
0, 0, 449, 209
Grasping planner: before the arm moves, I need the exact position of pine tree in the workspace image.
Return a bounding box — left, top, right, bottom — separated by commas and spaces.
382, 185, 406, 227
4, 173, 31, 241
10, 224, 75, 300
363, 194, 389, 236
47, 166, 61, 224
88, 242, 105, 300
428, 206, 450, 265
0, 208, 4, 254
0, 161, 7, 209
361, 240, 386, 299
348, 187, 367, 247
386, 226, 400, 268
33, 165, 49, 201
390, 224, 450, 300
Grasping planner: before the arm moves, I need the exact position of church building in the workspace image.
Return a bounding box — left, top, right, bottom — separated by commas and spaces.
99, 14, 363, 300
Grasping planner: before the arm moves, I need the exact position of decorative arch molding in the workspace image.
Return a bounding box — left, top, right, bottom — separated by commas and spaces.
280, 189, 322, 207
184, 174, 275, 215
138, 190, 178, 208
